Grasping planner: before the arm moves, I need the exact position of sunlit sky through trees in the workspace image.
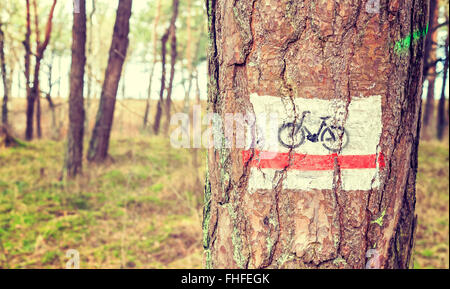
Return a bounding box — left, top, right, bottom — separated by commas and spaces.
0, 0, 447, 101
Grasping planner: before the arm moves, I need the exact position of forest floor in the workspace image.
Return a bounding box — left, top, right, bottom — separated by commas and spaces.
0, 97, 448, 268
0, 136, 206, 268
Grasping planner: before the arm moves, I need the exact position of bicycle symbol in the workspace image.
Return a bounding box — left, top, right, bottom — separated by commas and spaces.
278, 111, 349, 152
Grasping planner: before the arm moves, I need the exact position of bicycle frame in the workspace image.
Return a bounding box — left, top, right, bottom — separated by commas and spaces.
278, 111, 348, 151
295, 112, 328, 143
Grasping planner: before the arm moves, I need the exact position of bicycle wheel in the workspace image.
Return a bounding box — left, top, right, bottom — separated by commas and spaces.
278, 123, 305, 149
321, 126, 348, 152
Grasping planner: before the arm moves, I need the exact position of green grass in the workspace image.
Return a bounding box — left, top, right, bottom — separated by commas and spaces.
413, 140, 449, 269
0, 136, 205, 268
0, 135, 447, 269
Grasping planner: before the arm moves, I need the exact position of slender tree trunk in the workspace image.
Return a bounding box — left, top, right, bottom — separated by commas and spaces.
65, 0, 87, 177
45, 93, 57, 138
0, 15, 14, 140
57, 53, 62, 97
423, 76, 436, 133
143, 62, 156, 129
195, 66, 201, 104
422, 0, 438, 77
153, 26, 169, 135
17, 66, 21, 98
0, 23, 8, 126
46, 51, 57, 139
24, 0, 33, 140
184, 13, 205, 113
143, 63, 155, 128
183, 0, 193, 114
437, 34, 449, 141
163, 0, 179, 135
154, 0, 179, 135
204, 0, 427, 269
88, 0, 132, 163
85, 0, 96, 136
422, 0, 439, 135
6, 50, 16, 101
27, 0, 57, 140
143, 0, 162, 129
35, 82, 42, 138
32, 0, 42, 139
191, 68, 201, 177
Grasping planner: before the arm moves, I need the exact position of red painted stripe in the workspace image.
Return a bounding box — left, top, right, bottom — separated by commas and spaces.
242, 150, 385, 171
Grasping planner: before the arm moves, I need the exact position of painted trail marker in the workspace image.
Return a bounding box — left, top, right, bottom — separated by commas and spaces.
244, 94, 384, 192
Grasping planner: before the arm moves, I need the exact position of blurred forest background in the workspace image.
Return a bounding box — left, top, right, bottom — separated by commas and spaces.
0, 0, 448, 268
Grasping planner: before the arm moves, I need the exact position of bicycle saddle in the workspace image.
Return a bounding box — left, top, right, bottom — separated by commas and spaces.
320, 116, 331, 120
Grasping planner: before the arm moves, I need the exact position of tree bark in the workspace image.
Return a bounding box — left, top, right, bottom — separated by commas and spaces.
143, 0, 162, 129
65, 0, 87, 177
0, 23, 8, 126
88, 0, 132, 163
85, 0, 96, 136
437, 33, 449, 140
203, 0, 427, 269
25, 0, 57, 140
1, 18, 17, 147
143, 64, 155, 128
422, 0, 439, 77
24, 0, 33, 140
153, 0, 179, 135
183, 0, 194, 114
163, 0, 180, 135
45, 50, 58, 139
153, 19, 169, 134
35, 79, 42, 139
422, 0, 439, 136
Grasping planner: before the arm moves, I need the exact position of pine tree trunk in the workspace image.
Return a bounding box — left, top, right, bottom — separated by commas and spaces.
32, 0, 43, 140
24, 0, 33, 140
142, 0, 162, 130
25, 0, 57, 140
422, 0, 439, 137
423, 77, 435, 133
0, 23, 8, 126
65, 0, 86, 177
143, 63, 155, 129
203, 0, 427, 269
152, 29, 168, 135
154, 19, 170, 134
35, 84, 42, 139
154, 0, 179, 135
437, 34, 449, 140
85, 0, 96, 136
183, 0, 193, 114
88, 0, 132, 163
163, 0, 179, 135
46, 51, 58, 139
45, 93, 57, 139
